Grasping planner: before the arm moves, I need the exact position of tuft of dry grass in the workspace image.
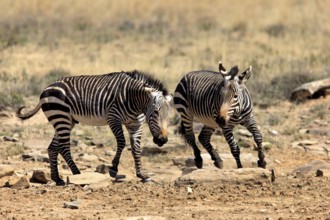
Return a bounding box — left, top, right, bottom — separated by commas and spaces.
0, 0, 329, 105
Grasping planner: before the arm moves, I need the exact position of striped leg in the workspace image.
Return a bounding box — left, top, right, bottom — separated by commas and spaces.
108, 119, 126, 178
181, 118, 203, 169
244, 118, 266, 168
198, 126, 223, 169
126, 122, 149, 182
222, 126, 243, 168
48, 137, 63, 185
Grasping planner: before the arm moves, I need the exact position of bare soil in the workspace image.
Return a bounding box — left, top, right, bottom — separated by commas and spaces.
0, 96, 330, 220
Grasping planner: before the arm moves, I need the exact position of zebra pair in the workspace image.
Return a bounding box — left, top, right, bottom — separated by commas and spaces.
17, 64, 266, 185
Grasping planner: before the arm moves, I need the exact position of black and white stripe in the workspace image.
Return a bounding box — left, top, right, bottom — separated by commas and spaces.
174, 63, 266, 169
17, 70, 172, 185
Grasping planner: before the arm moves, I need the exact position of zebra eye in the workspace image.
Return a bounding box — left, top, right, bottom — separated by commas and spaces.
233, 94, 238, 99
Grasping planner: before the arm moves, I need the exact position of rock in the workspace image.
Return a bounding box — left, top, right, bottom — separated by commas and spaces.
95, 164, 111, 174
89, 141, 105, 148
290, 78, 330, 101
71, 139, 79, 146
0, 165, 15, 178
30, 169, 51, 184
21, 153, 50, 163
77, 153, 99, 162
142, 147, 168, 156
67, 172, 109, 186
292, 141, 330, 156
147, 167, 182, 182
306, 129, 330, 136
10, 176, 30, 189
3, 136, 19, 142
174, 153, 258, 170
316, 169, 330, 177
268, 129, 280, 136
175, 168, 271, 185
63, 200, 79, 209
293, 160, 330, 175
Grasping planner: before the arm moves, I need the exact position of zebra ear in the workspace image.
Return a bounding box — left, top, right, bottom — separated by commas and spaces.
238, 66, 252, 84
228, 65, 239, 80
165, 94, 173, 102
219, 61, 227, 77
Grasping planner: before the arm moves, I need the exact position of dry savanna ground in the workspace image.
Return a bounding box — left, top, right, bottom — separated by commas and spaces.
0, 0, 330, 219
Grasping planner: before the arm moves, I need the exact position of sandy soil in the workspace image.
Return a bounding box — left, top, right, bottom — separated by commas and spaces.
0, 96, 330, 220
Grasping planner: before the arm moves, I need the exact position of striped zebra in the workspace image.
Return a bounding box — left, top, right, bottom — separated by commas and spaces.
174, 62, 266, 169
17, 70, 172, 185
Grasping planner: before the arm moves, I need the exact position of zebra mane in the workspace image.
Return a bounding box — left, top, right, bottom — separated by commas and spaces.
125, 70, 169, 96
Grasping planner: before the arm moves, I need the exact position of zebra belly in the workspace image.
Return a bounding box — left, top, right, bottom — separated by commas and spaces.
72, 115, 108, 126
194, 116, 218, 128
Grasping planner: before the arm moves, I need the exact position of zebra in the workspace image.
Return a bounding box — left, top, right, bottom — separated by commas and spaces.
16, 70, 172, 185
173, 62, 266, 170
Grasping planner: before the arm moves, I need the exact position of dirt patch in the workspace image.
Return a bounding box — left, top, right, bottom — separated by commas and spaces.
0, 97, 330, 219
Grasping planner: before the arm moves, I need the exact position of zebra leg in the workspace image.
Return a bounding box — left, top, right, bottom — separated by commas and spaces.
126, 123, 150, 182
181, 119, 203, 169
48, 137, 65, 186
244, 118, 267, 168
222, 126, 243, 168
198, 126, 223, 169
108, 120, 126, 178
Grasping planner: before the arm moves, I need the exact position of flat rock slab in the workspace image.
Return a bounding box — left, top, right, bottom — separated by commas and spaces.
148, 166, 182, 182
293, 160, 330, 175
175, 168, 271, 185
109, 217, 167, 220
0, 165, 15, 178
173, 153, 258, 169
67, 172, 109, 186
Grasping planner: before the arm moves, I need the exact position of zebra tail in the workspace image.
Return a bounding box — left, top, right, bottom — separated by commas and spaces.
16, 102, 42, 120
177, 120, 186, 137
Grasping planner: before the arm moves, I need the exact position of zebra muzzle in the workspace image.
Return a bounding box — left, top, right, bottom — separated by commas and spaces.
153, 136, 168, 147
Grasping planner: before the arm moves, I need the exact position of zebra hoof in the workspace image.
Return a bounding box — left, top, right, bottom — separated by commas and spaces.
194, 158, 203, 169
214, 160, 223, 169
257, 160, 267, 169
56, 180, 65, 186
109, 169, 118, 178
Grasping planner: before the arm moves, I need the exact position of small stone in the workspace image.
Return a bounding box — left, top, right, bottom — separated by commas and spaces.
71, 140, 79, 146
268, 129, 280, 136
95, 164, 111, 174
77, 153, 99, 162
36, 189, 47, 194
274, 159, 281, 164
237, 129, 252, 137
30, 170, 51, 184
3, 136, 19, 142
316, 169, 330, 177
63, 200, 79, 209
299, 140, 318, 145
11, 176, 30, 189
187, 186, 193, 193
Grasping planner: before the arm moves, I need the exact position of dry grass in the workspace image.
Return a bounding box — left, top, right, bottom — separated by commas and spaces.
0, 0, 330, 106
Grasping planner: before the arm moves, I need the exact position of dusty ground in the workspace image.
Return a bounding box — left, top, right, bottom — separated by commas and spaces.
0, 96, 330, 220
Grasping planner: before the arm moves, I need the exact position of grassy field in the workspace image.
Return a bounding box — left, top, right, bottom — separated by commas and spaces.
0, 0, 329, 107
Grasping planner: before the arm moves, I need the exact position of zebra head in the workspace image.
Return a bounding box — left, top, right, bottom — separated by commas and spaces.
145, 88, 172, 147
217, 65, 245, 127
